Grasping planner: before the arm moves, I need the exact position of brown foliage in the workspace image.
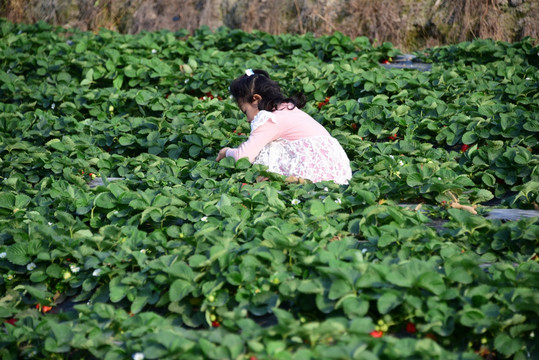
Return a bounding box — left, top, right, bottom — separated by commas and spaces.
0, 0, 537, 51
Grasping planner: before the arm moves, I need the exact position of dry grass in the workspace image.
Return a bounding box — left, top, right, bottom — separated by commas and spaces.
434, 0, 507, 43
0, 0, 537, 51
338, 0, 409, 46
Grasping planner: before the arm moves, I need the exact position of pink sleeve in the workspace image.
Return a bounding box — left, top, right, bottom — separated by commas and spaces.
226, 120, 280, 162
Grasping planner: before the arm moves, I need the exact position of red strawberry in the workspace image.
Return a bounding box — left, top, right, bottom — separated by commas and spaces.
36, 304, 53, 313
406, 322, 417, 334
381, 59, 390, 64
460, 144, 470, 152
370, 330, 384, 338
388, 133, 398, 141
351, 123, 358, 130
211, 321, 220, 327
318, 97, 330, 110
5, 318, 17, 325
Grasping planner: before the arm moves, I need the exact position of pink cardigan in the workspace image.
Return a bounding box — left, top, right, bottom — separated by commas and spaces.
226, 105, 332, 162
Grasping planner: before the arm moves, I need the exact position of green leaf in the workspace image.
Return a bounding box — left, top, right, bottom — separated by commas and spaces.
328, 279, 352, 300
494, 333, 524, 357
298, 279, 324, 294
406, 173, 423, 187
341, 297, 369, 318
0, 192, 16, 209
6, 244, 29, 265
349, 317, 375, 334
169, 279, 194, 302
481, 173, 496, 187
46, 264, 64, 278
113, 74, 124, 90
94, 192, 116, 209
461, 131, 477, 144
109, 277, 127, 303
264, 186, 285, 210
417, 272, 446, 295
377, 291, 402, 314
310, 200, 325, 217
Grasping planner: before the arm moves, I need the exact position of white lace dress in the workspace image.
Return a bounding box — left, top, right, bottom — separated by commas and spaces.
251, 111, 352, 185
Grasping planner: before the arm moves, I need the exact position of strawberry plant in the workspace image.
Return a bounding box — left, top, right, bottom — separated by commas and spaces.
0, 19, 538, 360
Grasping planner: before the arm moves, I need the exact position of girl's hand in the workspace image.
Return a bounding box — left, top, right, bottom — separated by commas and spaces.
216, 147, 231, 162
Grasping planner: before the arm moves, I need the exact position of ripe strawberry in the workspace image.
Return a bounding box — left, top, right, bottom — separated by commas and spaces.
460, 144, 470, 152
370, 330, 383, 338
211, 321, 220, 327
5, 318, 17, 325
351, 123, 358, 130
388, 133, 398, 141
317, 96, 330, 110
36, 304, 53, 313
406, 322, 417, 334
381, 59, 390, 64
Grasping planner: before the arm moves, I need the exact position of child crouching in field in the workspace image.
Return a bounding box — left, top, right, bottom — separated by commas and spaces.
216, 69, 352, 185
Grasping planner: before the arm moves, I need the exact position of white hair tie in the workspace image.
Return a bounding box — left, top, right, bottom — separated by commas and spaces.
245, 69, 255, 76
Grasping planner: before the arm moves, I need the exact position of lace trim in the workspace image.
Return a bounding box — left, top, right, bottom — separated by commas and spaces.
250, 110, 276, 132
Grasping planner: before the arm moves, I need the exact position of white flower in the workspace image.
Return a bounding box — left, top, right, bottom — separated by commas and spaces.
362, 248, 368, 254
132, 353, 145, 360
27, 262, 36, 271
399, 160, 404, 166
324, 187, 329, 192
437, 177, 442, 180
51, 103, 55, 109
335, 198, 342, 204
151, 49, 157, 54
389, 155, 394, 159
526, 77, 531, 81
291, 199, 301, 205
0, 252, 6, 259
48, 222, 52, 226
140, 249, 147, 254
92, 269, 102, 277
201, 216, 208, 222
185, 79, 189, 83
70, 264, 80, 273
6, 274, 14, 280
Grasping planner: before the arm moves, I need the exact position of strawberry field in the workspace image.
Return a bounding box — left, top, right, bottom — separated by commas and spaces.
1, 19, 538, 359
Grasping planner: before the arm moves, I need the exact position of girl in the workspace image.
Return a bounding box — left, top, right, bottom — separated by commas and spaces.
216, 69, 352, 185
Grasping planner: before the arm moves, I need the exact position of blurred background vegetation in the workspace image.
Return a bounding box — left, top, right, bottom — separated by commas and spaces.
0, 0, 537, 51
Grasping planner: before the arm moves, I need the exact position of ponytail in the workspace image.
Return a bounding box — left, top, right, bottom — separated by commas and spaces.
230, 69, 306, 111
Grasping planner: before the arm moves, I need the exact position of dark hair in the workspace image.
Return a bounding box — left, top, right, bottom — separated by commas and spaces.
229, 69, 306, 111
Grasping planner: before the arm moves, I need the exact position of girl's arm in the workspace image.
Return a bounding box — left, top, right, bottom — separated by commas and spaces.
219, 120, 280, 163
